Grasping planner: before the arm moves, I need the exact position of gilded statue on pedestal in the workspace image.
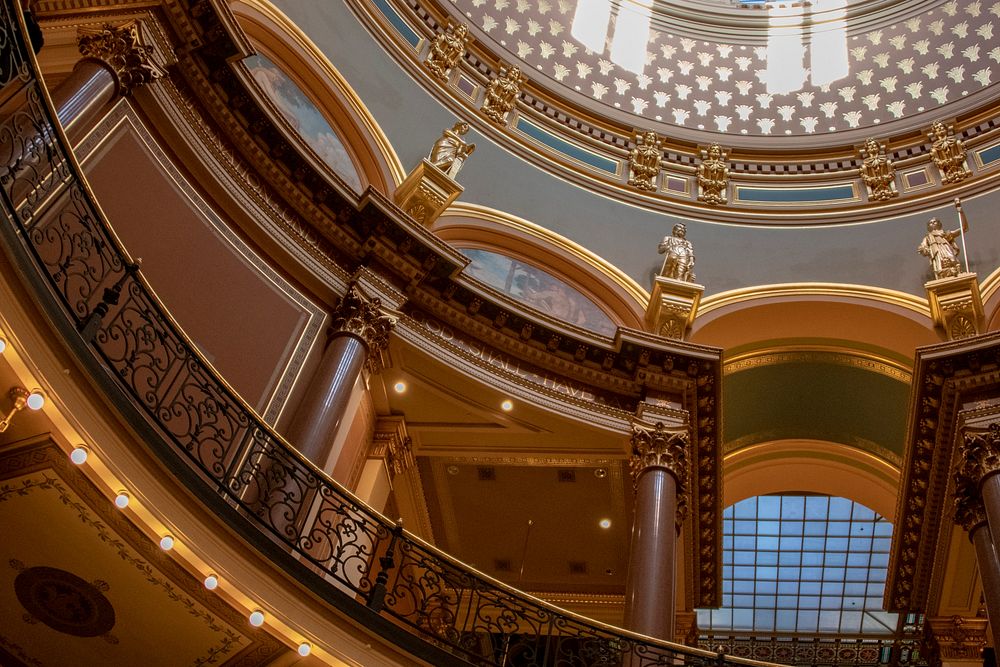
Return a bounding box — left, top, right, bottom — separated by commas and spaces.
859, 138, 898, 201
482, 64, 524, 124
929, 122, 972, 185
697, 143, 729, 205
658, 223, 695, 282
429, 122, 476, 179
424, 21, 470, 81
628, 131, 662, 191
918, 217, 963, 279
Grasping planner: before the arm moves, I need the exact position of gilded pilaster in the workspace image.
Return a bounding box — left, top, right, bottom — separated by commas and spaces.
371, 418, 414, 477
76, 21, 164, 96
330, 283, 395, 373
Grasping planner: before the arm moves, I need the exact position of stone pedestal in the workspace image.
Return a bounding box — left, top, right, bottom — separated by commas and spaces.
925, 273, 984, 341
394, 159, 463, 226
644, 276, 704, 340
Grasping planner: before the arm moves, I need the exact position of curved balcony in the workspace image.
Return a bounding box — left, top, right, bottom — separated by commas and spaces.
0, 2, 779, 665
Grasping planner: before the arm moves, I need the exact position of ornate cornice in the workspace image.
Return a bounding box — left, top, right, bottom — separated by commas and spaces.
330, 282, 395, 372
886, 331, 1000, 613
77, 20, 164, 96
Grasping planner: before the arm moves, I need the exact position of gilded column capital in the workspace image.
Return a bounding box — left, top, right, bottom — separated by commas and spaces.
329, 283, 396, 373
959, 422, 1000, 486
953, 463, 987, 533
77, 21, 164, 96
629, 421, 689, 479
924, 615, 988, 663
371, 418, 414, 477
629, 421, 689, 525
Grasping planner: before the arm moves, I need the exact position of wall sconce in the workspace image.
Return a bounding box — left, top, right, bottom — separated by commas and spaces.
0, 387, 45, 432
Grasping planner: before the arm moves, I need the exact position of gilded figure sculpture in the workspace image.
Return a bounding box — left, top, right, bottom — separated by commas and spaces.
627, 131, 662, 191
696, 143, 729, 205
929, 122, 972, 185
859, 138, 898, 201
424, 21, 470, 81
658, 223, 695, 282
482, 64, 524, 124
429, 122, 476, 179
918, 217, 962, 279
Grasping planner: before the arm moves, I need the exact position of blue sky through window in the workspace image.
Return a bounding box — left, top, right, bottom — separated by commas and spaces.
698, 495, 898, 635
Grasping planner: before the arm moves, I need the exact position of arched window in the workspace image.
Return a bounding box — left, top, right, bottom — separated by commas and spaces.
244, 54, 364, 192
698, 494, 897, 635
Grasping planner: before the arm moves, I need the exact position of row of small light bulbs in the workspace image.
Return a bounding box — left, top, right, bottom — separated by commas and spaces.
0, 336, 315, 660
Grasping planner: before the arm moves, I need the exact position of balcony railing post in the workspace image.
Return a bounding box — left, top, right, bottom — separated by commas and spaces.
78, 258, 140, 340
367, 519, 403, 612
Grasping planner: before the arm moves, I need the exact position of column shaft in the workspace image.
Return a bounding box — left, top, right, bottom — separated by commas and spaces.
623, 467, 678, 640
51, 59, 116, 134
285, 333, 366, 467
976, 476, 1000, 649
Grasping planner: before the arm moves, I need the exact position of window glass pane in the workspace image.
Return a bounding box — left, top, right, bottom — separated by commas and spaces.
700, 494, 898, 636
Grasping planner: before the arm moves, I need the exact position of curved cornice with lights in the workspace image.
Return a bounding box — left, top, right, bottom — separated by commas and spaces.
330, 0, 1000, 223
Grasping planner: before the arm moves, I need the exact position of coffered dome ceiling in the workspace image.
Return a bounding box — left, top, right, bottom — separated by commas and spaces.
455, 0, 998, 141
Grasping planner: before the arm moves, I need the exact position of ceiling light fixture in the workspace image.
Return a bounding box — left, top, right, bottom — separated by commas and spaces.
114, 491, 130, 509
297, 643, 312, 657
393, 381, 406, 393
599, 518, 612, 529
0, 337, 6, 354
249, 610, 265, 627
70, 445, 89, 465
594, 468, 607, 479
204, 574, 219, 590
159, 535, 175, 550
501, 399, 514, 412
0, 387, 43, 433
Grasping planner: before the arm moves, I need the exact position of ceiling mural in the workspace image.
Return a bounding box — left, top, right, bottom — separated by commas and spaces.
460, 248, 618, 335
244, 54, 364, 191
455, 0, 998, 136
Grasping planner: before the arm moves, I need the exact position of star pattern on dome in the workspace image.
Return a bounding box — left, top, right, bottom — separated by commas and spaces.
460, 0, 999, 136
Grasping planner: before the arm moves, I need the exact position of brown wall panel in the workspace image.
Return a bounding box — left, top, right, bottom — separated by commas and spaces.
83, 123, 313, 412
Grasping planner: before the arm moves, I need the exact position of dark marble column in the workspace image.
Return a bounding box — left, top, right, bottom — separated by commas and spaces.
57, 21, 164, 134
955, 425, 1000, 651
623, 421, 689, 641
285, 283, 394, 469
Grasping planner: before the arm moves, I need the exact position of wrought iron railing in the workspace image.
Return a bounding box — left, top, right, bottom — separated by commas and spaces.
700, 635, 925, 667
0, 4, 782, 665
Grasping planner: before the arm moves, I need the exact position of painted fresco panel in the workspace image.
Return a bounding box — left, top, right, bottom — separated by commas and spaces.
244, 54, 363, 192
461, 249, 616, 336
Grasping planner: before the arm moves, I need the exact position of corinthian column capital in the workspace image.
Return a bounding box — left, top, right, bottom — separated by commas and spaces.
959, 422, 1000, 486
629, 421, 689, 478
77, 20, 164, 96
329, 283, 396, 372
953, 463, 987, 533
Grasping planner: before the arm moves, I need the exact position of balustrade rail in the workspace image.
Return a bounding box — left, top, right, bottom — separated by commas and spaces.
0, 3, 782, 665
